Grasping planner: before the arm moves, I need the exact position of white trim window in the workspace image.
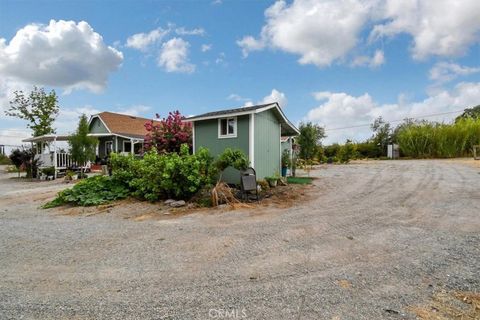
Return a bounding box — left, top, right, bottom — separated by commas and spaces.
105, 141, 113, 155
218, 117, 237, 138
123, 141, 132, 153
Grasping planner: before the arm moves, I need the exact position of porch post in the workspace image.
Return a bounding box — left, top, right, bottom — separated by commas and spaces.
130, 139, 134, 155
53, 137, 57, 179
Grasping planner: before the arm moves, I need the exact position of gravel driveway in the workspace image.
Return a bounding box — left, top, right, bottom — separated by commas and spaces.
0, 160, 479, 319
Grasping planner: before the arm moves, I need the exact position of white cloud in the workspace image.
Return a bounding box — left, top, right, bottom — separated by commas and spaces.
261, 89, 288, 108
0, 20, 123, 93
237, 0, 372, 66
241, 89, 288, 108
211, 0, 222, 5
215, 52, 226, 65
305, 82, 480, 144
201, 44, 212, 52
157, 38, 195, 73
175, 27, 205, 36
239, 0, 480, 66
237, 36, 266, 58
429, 62, 480, 85
227, 93, 250, 102
352, 50, 385, 68
0, 128, 32, 149
126, 28, 169, 51
370, 0, 480, 59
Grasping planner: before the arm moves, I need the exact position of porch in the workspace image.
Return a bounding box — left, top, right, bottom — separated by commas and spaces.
22, 133, 144, 178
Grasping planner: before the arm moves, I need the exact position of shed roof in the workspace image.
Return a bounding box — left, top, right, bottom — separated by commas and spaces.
185, 102, 299, 136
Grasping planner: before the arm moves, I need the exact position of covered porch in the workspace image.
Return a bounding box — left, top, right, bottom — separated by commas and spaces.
22, 133, 144, 178
23, 134, 76, 178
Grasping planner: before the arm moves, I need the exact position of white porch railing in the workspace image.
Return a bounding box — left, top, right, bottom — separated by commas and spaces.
36, 153, 76, 169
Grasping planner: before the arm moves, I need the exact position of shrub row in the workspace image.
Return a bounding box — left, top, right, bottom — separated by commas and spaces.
44, 145, 250, 208
396, 118, 480, 158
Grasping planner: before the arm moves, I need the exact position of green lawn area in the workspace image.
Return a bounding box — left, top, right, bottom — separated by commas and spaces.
287, 176, 313, 184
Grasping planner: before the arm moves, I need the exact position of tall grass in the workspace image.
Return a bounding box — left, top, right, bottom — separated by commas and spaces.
396, 118, 480, 158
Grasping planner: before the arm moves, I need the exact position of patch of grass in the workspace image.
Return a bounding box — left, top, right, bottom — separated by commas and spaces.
287, 177, 313, 184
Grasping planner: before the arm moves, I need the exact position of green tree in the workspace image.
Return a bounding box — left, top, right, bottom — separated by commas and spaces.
297, 122, 326, 161
371, 117, 391, 156
455, 105, 480, 122
5, 86, 60, 137
69, 114, 98, 175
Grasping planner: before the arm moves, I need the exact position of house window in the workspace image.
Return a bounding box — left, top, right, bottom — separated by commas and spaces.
105, 141, 113, 154
123, 141, 132, 153
134, 143, 143, 154
218, 117, 237, 138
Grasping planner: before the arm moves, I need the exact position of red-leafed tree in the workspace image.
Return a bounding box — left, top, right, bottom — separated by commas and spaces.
144, 110, 192, 153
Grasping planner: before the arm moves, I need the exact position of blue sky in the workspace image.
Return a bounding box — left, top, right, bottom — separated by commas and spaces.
1, 0, 479, 146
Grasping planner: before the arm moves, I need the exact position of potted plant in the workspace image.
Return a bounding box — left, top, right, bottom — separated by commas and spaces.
281, 150, 291, 177
41, 166, 55, 180
265, 176, 278, 188
64, 170, 77, 181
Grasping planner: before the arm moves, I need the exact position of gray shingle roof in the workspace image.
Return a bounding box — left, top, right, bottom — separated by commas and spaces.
185, 103, 275, 120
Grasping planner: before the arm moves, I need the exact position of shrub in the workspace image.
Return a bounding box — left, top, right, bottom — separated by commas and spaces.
214, 148, 249, 173
9, 148, 41, 178
324, 143, 341, 158
337, 141, 357, 163
44, 176, 130, 208
111, 144, 214, 201
355, 142, 381, 158
0, 154, 11, 165
41, 167, 55, 176
144, 110, 192, 153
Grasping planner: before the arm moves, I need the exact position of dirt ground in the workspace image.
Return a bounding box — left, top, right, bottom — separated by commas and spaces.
0, 160, 479, 319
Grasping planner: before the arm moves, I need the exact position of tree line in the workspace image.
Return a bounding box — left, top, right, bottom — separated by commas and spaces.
296, 105, 480, 163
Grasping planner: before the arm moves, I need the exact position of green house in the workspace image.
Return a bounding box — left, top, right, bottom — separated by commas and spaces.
186, 103, 299, 183
88, 112, 156, 158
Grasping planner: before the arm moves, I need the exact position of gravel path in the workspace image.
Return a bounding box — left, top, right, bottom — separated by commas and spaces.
0, 160, 479, 319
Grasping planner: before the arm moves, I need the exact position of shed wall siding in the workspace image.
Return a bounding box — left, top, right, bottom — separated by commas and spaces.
89, 118, 109, 134
194, 115, 250, 184
254, 109, 281, 179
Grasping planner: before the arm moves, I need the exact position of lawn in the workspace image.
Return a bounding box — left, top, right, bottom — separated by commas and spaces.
287, 176, 313, 184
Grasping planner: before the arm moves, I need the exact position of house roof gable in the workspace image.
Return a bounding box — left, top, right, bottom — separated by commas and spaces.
89, 112, 159, 139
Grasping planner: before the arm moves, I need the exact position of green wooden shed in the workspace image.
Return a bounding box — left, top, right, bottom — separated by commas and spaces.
186, 103, 299, 183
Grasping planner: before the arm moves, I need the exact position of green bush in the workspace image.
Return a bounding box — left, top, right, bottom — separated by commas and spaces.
355, 142, 381, 158
214, 148, 249, 173
0, 154, 11, 165
43, 176, 130, 208
41, 166, 55, 176
337, 141, 357, 163
111, 144, 214, 201
396, 118, 480, 158
324, 144, 341, 158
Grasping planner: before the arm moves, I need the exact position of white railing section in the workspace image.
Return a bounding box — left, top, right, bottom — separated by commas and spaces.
35, 153, 76, 169
57, 153, 75, 169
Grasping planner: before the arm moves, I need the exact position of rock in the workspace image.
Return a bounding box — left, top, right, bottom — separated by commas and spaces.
164, 199, 175, 205
169, 200, 186, 207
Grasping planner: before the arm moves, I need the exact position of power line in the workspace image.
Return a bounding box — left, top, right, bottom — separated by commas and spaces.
324, 109, 464, 131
